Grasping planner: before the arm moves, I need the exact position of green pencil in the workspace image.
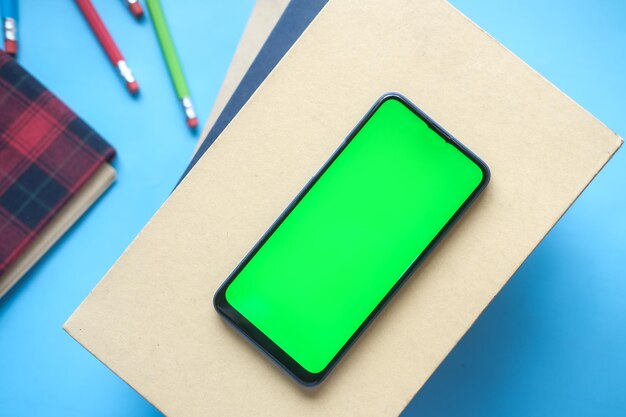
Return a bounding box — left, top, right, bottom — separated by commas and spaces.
146, 0, 198, 128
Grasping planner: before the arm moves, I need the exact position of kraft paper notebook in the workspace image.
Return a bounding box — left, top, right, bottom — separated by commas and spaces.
65, 1, 622, 416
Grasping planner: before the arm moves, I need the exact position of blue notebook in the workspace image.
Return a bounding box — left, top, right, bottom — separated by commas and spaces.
179, 0, 328, 182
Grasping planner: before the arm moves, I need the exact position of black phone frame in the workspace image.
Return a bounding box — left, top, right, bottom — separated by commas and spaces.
214, 93, 491, 386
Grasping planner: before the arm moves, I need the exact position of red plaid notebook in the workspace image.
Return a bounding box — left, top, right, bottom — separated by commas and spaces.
0, 51, 116, 297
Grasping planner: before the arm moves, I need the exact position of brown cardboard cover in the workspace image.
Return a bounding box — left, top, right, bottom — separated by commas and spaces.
65, 1, 622, 416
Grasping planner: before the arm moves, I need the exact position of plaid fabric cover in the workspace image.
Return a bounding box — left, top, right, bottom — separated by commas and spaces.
0, 51, 115, 274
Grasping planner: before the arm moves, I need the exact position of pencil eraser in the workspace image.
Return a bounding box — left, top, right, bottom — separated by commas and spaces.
127, 81, 140, 94
187, 117, 199, 129
5, 39, 17, 56
129, 2, 144, 18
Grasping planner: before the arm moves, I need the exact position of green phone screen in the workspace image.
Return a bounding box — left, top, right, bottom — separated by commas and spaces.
218, 95, 487, 383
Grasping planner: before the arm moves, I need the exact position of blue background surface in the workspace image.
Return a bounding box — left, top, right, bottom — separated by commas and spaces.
0, 1, 624, 416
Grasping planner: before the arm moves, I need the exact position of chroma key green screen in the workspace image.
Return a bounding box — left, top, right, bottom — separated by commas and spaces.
215, 94, 489, 385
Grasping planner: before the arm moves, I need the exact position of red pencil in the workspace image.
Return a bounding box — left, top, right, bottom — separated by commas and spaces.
124, 0, 144, 19
75, 0, 139, 94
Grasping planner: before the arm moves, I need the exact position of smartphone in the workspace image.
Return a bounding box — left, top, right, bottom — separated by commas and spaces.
214, 93, 490, 386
